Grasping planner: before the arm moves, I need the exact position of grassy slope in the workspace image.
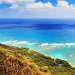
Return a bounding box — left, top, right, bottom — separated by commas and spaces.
0, 44, 75, 75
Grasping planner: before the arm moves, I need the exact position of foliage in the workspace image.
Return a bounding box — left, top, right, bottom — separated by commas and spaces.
0, 44, 75, 75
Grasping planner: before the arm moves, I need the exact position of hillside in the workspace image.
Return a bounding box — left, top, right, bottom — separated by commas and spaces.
0, 44, 75, 75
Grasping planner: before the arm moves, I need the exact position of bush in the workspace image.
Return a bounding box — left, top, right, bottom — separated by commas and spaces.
40, 66, 49, 72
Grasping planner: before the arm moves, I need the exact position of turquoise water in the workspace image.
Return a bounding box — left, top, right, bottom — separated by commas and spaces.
0, 19, 75, 66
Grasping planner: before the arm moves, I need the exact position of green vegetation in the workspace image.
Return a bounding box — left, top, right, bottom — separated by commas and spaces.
0, 44, 75, 75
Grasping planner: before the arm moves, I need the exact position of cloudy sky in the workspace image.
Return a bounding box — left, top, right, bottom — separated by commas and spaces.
0, 0, 75, 18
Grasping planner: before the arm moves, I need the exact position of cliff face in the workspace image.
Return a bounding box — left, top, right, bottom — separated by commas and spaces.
0, 44, 75, 75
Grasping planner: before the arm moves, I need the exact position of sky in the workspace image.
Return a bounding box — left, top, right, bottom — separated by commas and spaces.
0, 0, 75, 18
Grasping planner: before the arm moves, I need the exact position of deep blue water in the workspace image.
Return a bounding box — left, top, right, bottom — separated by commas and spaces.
0, 19, 75, 67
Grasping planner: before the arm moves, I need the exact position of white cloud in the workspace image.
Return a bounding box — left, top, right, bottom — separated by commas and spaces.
26, 1, 53, 9
0, 0, 75, 18
1, 40, 36, 46
25, 0, 75, 9
24, 0, 75, 18
0, 0, 15, 4
57, 0, 69, 7
0, 0, 35, 4
9, 4, 20, 9
40, 43, 75, 50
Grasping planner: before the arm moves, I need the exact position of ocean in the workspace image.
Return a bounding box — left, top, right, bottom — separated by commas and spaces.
0, 19, 75, 66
